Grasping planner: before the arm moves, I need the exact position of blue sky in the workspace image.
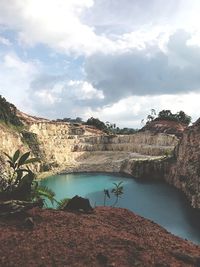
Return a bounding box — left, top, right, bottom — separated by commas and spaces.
1, 0, 200, 127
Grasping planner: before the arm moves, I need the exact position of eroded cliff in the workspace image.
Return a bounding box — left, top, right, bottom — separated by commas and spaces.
167, 122, 200, 208
0, 119, 177, 175
27, 122, 178, 174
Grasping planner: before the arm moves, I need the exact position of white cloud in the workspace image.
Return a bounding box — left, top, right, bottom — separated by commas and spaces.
3, 52, 36, 76
68, 80, 104, 100
29, 77, 104, 118
1, 0, 200, 127
83, 93, 200, 128
0, 51, 39, 113
85, 30, 200, 104
35, 90, 61, 106
1, 0, 200, 56
0, 0, 115, 56
0, 36, 11, 46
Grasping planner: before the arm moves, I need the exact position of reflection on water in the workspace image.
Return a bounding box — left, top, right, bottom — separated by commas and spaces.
40, 172, 200, 244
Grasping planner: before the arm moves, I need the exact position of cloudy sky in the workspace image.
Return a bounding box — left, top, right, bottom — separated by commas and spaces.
1, 0, 200, 128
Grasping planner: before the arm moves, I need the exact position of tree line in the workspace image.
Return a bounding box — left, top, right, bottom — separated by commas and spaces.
145, 109, 191, 125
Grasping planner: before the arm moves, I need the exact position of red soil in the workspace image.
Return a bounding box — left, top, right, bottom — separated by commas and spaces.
0, 207, 200, 267
140, 119, 187, 137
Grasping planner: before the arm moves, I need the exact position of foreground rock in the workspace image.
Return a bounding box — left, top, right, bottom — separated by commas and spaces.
62, 195, 93, 213
0, 207, 199, 267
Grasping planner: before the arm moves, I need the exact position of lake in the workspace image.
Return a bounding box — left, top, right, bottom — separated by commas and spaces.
40, 172, 200, 244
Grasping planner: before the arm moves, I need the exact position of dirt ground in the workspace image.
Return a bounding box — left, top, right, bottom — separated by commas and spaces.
0, 207, 200, 267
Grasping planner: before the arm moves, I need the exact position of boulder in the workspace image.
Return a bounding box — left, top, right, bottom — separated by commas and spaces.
62, 195, 93, 213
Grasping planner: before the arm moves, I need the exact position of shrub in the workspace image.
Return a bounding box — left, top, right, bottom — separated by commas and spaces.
0, 150, 56, 206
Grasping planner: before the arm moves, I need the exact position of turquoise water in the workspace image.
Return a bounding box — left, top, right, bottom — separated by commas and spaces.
40, 172, 200, 244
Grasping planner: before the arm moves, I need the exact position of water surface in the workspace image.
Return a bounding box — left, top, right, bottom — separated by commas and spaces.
40, 172, 200, 244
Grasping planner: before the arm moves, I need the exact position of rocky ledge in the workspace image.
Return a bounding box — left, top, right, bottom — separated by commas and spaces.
0, 207, 200, 267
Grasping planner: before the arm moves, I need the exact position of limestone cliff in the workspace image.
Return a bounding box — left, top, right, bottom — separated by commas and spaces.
26, 122, 178, 174
0, 124, 27, 159
0, 117, 178, 178
167, 122, 200, 208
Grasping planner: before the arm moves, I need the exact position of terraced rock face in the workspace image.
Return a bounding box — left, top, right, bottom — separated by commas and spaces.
0, 118, 178, 177
167, 122, 200, 208
24, 122, 177, 175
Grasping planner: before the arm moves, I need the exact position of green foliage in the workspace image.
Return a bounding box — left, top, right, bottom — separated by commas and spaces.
56, 198, 71, 210
86, 117, 137, 135
115, 127, 138, 134
144, 109, 192, 126
0, 95, 23, 126
103, 181, 124, 207
55, 117, 83, 123
0, 150, 38, 200
0, 150, 55, 206
175, 111, 191, 125
86, 117, 108, 132
157, 110, 191, 125
111, 181, 124, 207
31, 181, 56, 206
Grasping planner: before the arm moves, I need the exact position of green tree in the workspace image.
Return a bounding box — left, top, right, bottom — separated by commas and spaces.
158, 110, 174, 120
175, 111, 191, 125
86, 117, 108, 132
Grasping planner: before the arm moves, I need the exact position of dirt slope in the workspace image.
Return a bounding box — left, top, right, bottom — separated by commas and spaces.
0, 207, 200, 267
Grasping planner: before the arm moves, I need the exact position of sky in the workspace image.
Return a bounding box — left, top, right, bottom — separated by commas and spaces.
1, 0, 200, 128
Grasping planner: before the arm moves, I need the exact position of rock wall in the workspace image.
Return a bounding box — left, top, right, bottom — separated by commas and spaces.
72, 133, 177, 156
167, 123, 200, 208
0, 121, 178, 173
120, 157, 172, 180
29, 122, 178, 157
0, 124, 26, 158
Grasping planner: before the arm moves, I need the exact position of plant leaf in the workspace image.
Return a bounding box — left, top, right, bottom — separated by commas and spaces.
18, 152, 30, 167
56, 198, 71, 210
23, 158, 40, 165
12, 149, 20, 163
14, 169, 23, 184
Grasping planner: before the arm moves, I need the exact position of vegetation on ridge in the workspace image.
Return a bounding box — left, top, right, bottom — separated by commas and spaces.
145, 109, 192, 125
86, 117, 138, 134
0, 95, 23, 127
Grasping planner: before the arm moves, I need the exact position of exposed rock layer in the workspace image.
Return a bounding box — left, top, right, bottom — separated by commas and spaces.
140, 119, 187, 137
167, 123, 200, 208
0, 120, 178, 168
